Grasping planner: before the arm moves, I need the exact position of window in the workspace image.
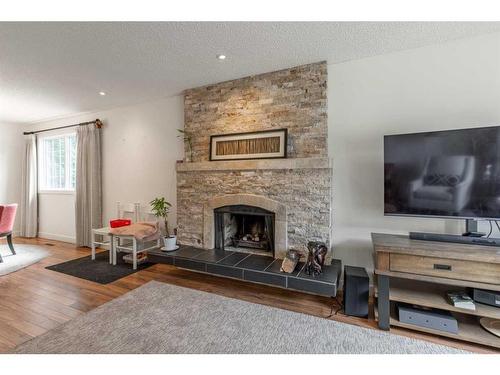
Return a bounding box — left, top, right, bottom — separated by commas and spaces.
38, 133, 77, 191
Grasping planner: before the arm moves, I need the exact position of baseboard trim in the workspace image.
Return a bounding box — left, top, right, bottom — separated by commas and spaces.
37, 232, 76, 244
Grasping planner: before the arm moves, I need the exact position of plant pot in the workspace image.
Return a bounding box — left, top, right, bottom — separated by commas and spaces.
163, 235, 177, 251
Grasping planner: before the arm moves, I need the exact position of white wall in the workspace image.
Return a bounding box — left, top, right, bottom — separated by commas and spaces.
37, 192, 76, 242
27, 95, 184, 243
328, 32, 500, 278
20, 32, 500, 270
0, 122, 24, 233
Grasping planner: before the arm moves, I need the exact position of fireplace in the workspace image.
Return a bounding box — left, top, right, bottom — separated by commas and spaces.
177, 62, 331, 260
214, 205, 275, 256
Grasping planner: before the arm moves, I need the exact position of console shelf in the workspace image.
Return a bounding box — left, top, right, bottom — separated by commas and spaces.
375, 278, 500, 320
375, 270, 500, 292
373, 233, 500, 350
388, 304, 500, 349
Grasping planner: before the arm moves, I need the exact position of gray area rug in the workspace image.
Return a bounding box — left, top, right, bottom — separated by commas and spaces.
13, 281, 466, 354
0, 244, 49, 276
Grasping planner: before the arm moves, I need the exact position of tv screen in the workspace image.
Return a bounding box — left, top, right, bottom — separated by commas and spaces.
384, 126, 500, 219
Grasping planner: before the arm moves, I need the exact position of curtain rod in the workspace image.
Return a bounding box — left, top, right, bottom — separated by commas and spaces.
23, 119, 103, 135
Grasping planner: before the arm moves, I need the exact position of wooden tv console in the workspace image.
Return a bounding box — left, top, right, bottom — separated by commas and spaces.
373, 233, 500, 349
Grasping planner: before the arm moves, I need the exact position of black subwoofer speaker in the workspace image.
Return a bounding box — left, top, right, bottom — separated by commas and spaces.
343, 266, 369, 318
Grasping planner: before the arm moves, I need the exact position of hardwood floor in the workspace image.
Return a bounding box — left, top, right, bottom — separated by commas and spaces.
0, 237, 497, 353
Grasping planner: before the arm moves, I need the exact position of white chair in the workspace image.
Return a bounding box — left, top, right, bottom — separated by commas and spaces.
91, 202, 139, 263
111, 203, 161, 270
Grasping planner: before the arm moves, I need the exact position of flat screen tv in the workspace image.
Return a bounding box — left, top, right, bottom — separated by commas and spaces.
384, 126, 500, 220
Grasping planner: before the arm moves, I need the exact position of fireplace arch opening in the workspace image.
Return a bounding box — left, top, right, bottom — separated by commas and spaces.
203, 194, 287, 258
214, 205, 275, 257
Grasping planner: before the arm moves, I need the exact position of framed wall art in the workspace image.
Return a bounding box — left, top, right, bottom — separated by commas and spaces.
209, 129, 287, 161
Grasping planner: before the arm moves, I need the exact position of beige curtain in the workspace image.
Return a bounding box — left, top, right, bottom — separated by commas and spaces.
20, 134, 38, 237
75, 124, 102, 247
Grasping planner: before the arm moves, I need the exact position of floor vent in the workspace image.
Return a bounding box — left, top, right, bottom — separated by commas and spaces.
44, 243, 55, 246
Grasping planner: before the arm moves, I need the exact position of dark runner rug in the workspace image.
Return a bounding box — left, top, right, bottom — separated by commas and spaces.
46, 251, 155, 284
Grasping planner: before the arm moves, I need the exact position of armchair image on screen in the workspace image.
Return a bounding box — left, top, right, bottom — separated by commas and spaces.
408, 155, 476, 214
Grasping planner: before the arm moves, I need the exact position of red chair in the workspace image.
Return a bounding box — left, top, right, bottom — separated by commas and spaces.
0, 204, 18, 263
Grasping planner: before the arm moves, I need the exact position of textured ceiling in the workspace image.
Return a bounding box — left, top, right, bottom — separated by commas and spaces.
1, 22, 500, 124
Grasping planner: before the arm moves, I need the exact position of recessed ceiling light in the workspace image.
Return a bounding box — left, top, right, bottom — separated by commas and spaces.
216, 54, 226, 60
99, 91, 106, 96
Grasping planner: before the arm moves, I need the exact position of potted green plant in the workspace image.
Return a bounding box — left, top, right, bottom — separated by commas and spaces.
177, 128, 193, 162
149, 197, 176, 251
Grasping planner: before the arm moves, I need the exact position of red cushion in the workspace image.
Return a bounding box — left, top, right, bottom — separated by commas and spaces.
110, 219, 131, 228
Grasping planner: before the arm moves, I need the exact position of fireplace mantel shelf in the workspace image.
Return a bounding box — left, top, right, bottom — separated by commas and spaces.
176, 157, 332, 172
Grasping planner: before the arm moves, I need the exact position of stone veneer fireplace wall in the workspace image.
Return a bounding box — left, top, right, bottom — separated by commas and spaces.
176, 61, 332, 260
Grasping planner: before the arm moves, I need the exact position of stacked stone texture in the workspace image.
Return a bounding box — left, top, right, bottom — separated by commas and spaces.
178, 61, 331, 256
184, 62, 327, 161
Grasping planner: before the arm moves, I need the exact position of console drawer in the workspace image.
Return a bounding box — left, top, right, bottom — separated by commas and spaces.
390, 253, 500, 284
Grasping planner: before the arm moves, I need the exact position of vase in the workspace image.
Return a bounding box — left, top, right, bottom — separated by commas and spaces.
163, 235, 177, 251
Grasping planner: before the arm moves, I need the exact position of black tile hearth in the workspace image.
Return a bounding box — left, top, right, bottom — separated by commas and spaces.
148, 252, 174, 265
148, 247, 341, 297
175, 258, 206, 272
194, 249, 233, 263
206, 264, 243, 279
296, 259, 342, 283
166, 246, 205, 259
287, 277, 336, 296
237, 254, 274, 271
217, 252, 249, 266
244, 270, 286, 288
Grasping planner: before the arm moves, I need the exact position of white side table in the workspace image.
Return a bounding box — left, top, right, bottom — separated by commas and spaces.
112, 235, 160, 270
91, 227, 113, 263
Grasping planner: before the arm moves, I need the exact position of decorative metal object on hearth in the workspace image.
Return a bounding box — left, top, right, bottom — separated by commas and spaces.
304, 241, 328, 276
